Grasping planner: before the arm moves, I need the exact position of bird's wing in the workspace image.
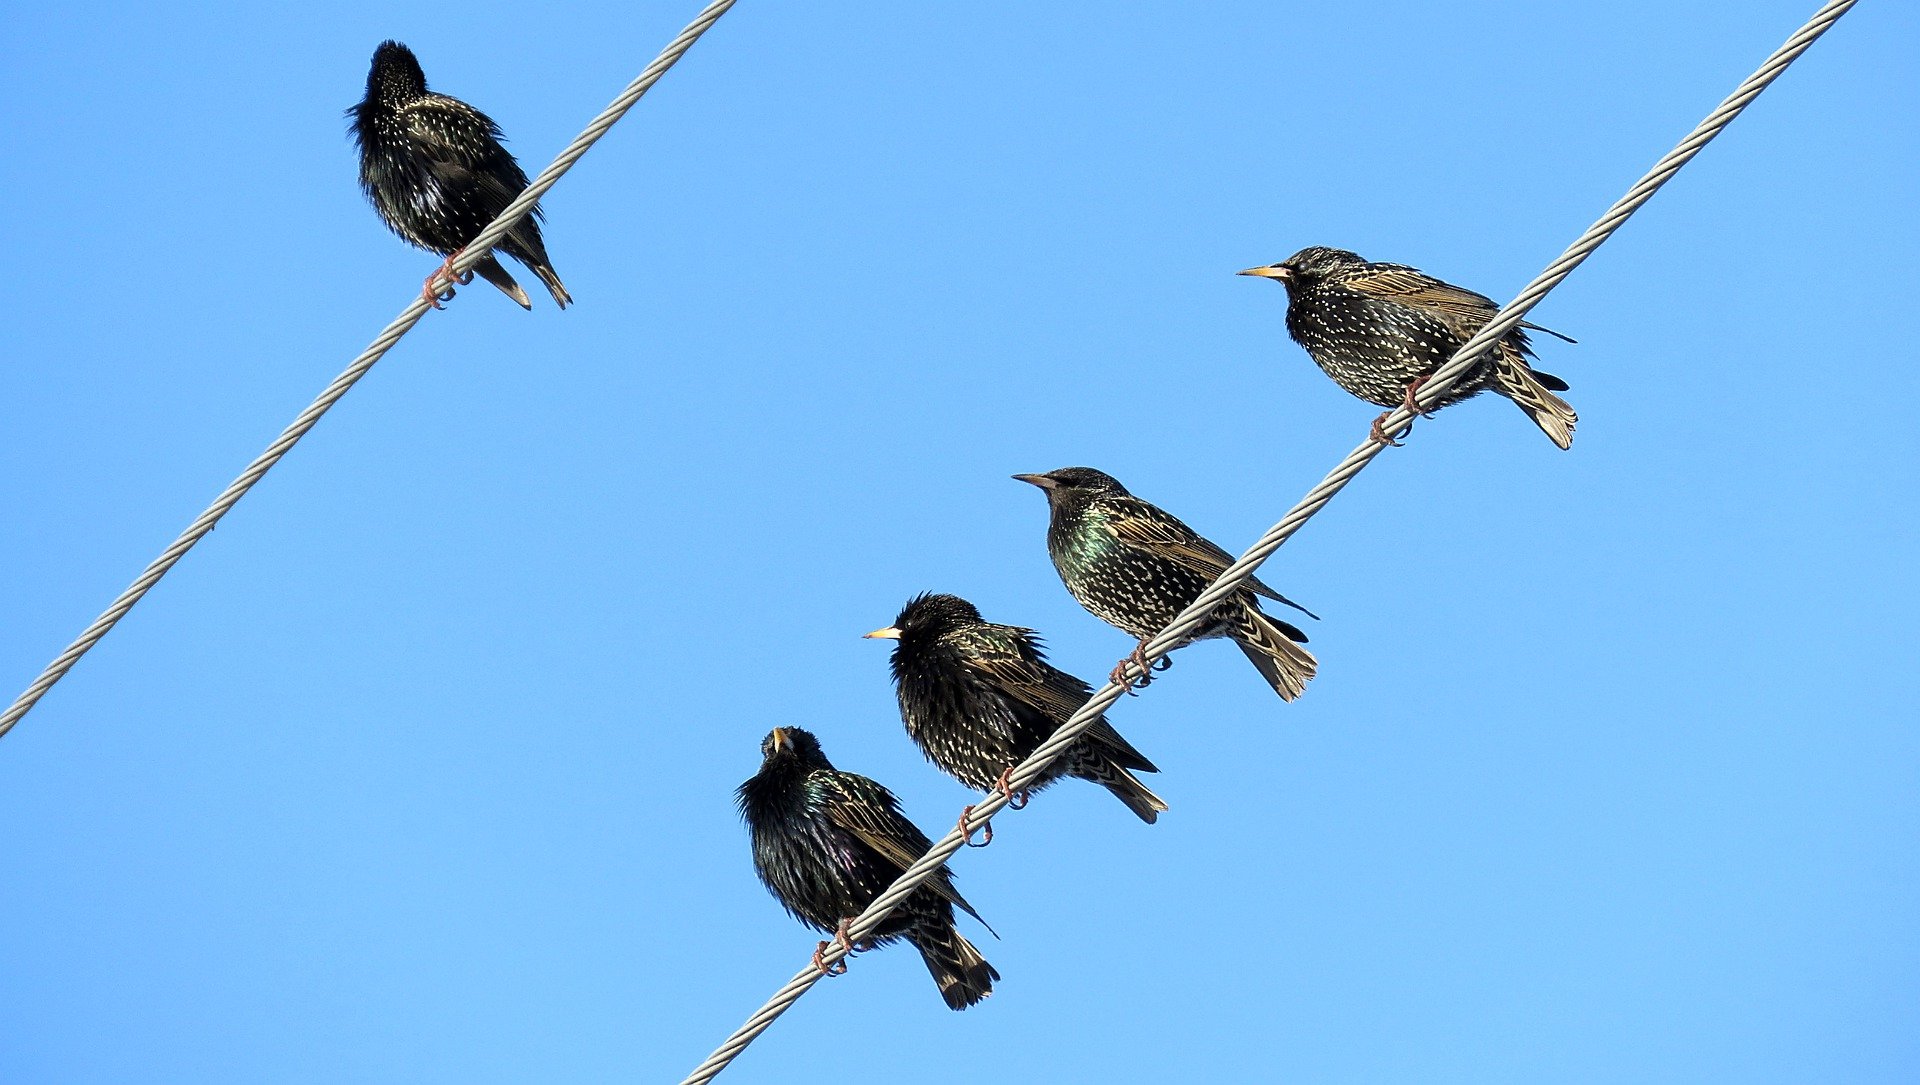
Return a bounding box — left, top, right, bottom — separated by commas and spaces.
958, 626, 1091, 723
399, 97, 507, 166
819, 772, 990, 927
958, 627, 1157, 771
1342, 265, 1576, 352
1108, 501, 1319, 620
1339, 264, 1498, 324
398, 98, 537, 210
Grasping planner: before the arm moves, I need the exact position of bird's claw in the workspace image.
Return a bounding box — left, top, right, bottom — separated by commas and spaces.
1110, 641, 1158, 693
1401, 374, 1437, 419
1370, 411, 1408, 447
812, 917, 857, 976
812, 937, 850, 977
993, 766, 1029, 811
1370, 375, 1439, 445
959, 804, 993, 847
422, 254, 474, 309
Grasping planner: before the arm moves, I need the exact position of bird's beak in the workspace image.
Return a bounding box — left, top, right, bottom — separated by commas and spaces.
1011, 473, 1057, 490
1238, 264, 1292, 282
863, 626, 902, 640
769, 728, 788, 753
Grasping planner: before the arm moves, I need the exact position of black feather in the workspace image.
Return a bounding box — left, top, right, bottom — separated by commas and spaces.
348, 41, 571, 309
1245, 246, 1578, 445
1015, 468, 1320, 702
737, 727, 998, 1009
879, 593, 1166, 823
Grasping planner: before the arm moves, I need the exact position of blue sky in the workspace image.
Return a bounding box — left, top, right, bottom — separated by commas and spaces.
3, 1, 1914, 1081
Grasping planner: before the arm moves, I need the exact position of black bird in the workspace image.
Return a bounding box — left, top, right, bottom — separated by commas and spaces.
737, 727, 999, 1010
1240, 247, 1575, 448
1013, 468, 1318, 701
866, 593, 1167, 823
350, 41, 571, 310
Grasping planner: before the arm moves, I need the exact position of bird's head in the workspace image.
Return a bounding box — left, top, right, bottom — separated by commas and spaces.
367, 40, 428, 105
866, 592, 983, 644
1237, 246, 1364, 290
759, 726, 830, 768
1013, 467, 1129, 506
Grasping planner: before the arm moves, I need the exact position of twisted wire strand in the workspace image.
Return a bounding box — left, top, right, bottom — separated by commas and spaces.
678, 2, 1857, 1080
0, 0, 741, 742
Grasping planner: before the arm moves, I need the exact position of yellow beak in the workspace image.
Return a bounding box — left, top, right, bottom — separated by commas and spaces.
863, 626, 902, 640
1237, 265, 1291, 281
769, 727, 788, 753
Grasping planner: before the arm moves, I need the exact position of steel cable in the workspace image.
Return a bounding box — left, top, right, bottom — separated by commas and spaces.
0, 0, 741, 741
677, 2, 1858, 1080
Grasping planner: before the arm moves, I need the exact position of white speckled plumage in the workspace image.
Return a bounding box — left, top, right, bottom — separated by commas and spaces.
881, 593, 1165, 822
1020, 468, 1319, 702
1254, 246, 1576, 447
349, 41, 571, 310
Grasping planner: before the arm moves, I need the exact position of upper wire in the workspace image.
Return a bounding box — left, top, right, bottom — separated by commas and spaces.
0, 0, 742, 742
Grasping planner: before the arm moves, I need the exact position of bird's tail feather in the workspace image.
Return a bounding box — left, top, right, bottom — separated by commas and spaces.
1233, 608, 1318, 702
471, 255, 533, 310
915, 927, 999, 1010
1069, 744, 1166, 823
1082, 719, 1158, 774
1530, 368, 1572, 392
1097, 764, 1167, 824
1521, 320, 1578, 345
530, 262, 572, 309
1497, 361, 1578, 450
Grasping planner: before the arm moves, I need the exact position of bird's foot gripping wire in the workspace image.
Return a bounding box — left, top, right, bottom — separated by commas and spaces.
958, 804, 993, 848
1369, 410, 1410, 447
421, 253, 474, 309
1401, 374, 1437, 419
993, 766, 1029, 811
812, 918, 856, 976
961, 767, 1030, 847
1372, 375, 1433, 446
1108, 640, 1165, 694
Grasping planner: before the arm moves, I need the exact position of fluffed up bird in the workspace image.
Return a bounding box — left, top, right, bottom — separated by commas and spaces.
1014, 468, 1319, 701
350, 41, 571, 310
1240, 247, 1575, 447
866, 593, 1167, 823
737, 726, 999, 1009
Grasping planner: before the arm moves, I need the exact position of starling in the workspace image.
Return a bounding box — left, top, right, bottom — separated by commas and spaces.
866, 593, 1167, 823
350, 41, 571, 310
1239, 247, 1575, 448
736, 726, 999, 1010
1013, 467, 1319, 701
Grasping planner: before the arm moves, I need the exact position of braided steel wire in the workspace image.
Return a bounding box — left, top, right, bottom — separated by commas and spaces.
677, 2, 1858, 1080
0, 0, 741, 742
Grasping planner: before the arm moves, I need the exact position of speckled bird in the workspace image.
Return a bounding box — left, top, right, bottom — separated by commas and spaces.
350, 41, 571, 310
736, 726, 998, 1009
1014, 468, 1319, 701
1240, 247, 1575, 447
865, 593, 1166, 823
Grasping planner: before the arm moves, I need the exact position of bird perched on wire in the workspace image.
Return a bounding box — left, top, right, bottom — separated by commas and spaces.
349, 40, 571, 310
866, 593, 1166, 823
1239, 247, 1575, 447
736, 726, 999, 1009
1014, 468, 1318, 701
